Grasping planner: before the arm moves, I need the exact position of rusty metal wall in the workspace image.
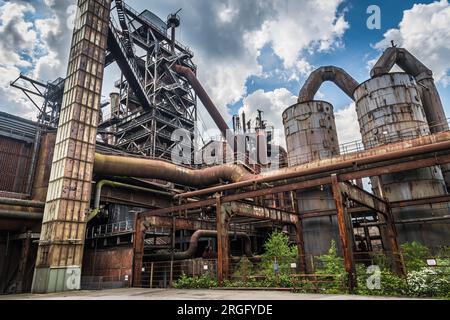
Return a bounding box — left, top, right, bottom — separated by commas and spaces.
81, 246, 132, 289
354, 73, 450, 248
0, 136, 33, 194
283, 101, 341, 257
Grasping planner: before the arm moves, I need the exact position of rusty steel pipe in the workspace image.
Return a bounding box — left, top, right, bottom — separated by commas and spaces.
174, 131, 450, 199
94, 153, 253, 187
172, 64, 230, 136
144, 230, 254, 261
0, 198, 44, 208
0, 210, 43, 220
298, 66, 359, 102
370, 47, 431, 79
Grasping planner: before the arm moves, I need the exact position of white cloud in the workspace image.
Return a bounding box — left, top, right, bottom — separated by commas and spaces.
238, 88, 297, 147
186, 0, 349, 127
247, 0, 348, 69
0, 0, 75, 119
0, 0, 350, 129
0, 1, 39, 118
374, 0, 450, 85
334, 102, 361, 144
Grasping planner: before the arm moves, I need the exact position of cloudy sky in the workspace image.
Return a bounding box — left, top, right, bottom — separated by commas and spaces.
0, 0, 450, 146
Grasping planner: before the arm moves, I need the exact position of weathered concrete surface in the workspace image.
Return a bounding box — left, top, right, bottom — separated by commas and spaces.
0, 288, 421, 300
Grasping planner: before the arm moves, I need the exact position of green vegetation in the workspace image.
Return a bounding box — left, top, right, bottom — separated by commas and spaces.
172, 233, 450, 298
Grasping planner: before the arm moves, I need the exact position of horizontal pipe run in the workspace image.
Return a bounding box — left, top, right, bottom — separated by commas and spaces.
360, 215, 450, 227
0, 210, 43, 220
0, 198, 45, 208
142, 152, 450, 218
94, 153, 253, 187
144, 230, 254, 261
174, 131, 450, 199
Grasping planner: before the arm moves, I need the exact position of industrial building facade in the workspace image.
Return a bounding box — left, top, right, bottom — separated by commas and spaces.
0, 0, 449, 294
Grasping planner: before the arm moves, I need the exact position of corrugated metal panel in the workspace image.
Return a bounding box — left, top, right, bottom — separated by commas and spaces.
0, 136, 33, 193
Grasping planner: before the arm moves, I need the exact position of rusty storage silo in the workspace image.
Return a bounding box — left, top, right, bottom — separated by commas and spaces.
354, 72, 450, 248
283, 100, 341, 257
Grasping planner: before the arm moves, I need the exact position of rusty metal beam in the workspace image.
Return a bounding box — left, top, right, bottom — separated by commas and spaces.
222, 202, 299, 225
331, 174, 356, 291
339, 182, 389, 215
383, 209, 406, 277
390, 194, 450, 208
144, 215, 216, 230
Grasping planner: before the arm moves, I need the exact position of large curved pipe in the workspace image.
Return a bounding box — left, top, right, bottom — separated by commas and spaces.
298, 66, 359, 102
172, 64, 230, 136
145, 230, 254, 261
370, 47, 431, 79
370, 47, 448, 133
94, 153, 253, 187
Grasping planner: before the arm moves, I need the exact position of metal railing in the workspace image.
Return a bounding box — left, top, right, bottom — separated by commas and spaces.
284, 118, 450, 167
86, 220, 134, 239
123, 3, 194, 56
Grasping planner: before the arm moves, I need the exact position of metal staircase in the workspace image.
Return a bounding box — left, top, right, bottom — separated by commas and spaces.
115, 0, 134, 57
108, 17, 152, 109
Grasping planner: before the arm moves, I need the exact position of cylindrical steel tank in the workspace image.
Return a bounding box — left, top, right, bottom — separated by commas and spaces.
283, 101, 341, 258
283, 101, 339, 166
354, 73, 450, 248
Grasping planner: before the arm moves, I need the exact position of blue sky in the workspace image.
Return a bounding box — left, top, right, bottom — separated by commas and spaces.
230, 0, 445, 114
0, 0, 449, 144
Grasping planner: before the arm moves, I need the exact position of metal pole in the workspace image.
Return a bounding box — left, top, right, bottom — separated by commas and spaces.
216, 196, 223, 286
150, 262, 153, 288
169, 215, 175, 287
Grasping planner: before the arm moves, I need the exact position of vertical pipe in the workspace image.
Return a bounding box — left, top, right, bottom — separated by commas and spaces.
216, 196, 223, 286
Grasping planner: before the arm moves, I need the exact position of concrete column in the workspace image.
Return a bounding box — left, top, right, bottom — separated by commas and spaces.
32, 0, 112, 293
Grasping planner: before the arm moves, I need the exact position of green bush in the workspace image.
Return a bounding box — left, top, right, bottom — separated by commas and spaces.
355, 264, 409, 297
232, 257, 255, 280
261, 231, 297, 276
172, 273, 217, 289
407, 267, 450, 298
401, 241, 430, 272
315, 240, 347, 293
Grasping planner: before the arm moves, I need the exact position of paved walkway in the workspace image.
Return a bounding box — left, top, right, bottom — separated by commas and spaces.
0, 288, 416, 300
